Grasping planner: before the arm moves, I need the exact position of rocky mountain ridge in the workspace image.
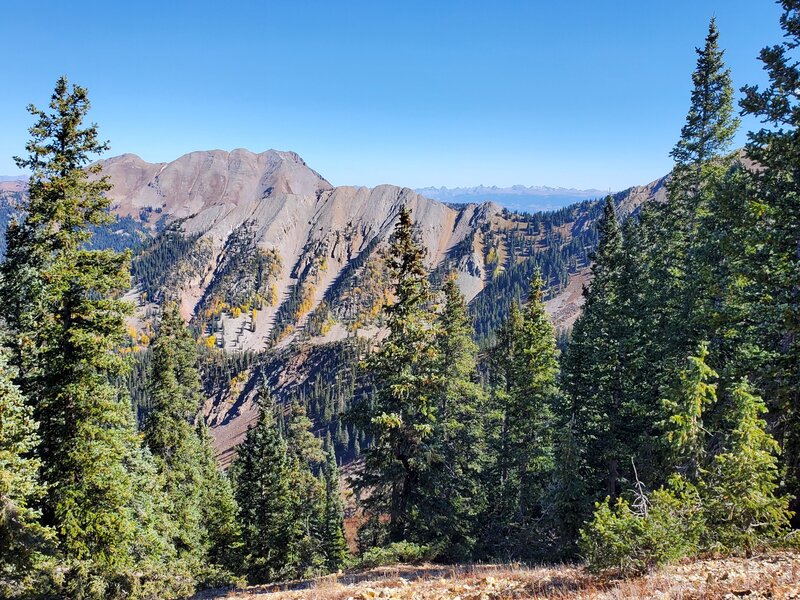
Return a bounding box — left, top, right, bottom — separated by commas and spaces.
1, 149, 666, 352
1, 149, 667, 461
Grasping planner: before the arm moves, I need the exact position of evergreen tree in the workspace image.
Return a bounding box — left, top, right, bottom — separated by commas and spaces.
353, 207, 441, 544
0, 76, 146, 582
320, 444, 347, 571
740, 0, 800, 513
487, 301, 525, 500
482, 271, 559, 558
662, 18, 740, 363
546, 414, 588, 557
704, 379, 793, 551
561, 196, 628, 504
661, 343, 718, 482
285, 399, 325, 466
512, 271, 559, 526
143, 303, 239, 579
196, 423, 242, 571
418, 276, 486, 560
231, 391, 293, 583
631, 18, 739, 445
0, 352, 53, 593
670, 17, 740, 195
283, 401, 326, 578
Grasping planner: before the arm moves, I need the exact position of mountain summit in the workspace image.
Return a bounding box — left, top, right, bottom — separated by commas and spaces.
97, 149, 333, 224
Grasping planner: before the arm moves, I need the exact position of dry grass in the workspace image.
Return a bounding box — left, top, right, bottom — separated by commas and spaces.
199, 551, 800, 599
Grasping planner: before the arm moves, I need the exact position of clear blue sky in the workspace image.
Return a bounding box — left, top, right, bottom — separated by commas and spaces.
0, 1, 784, 190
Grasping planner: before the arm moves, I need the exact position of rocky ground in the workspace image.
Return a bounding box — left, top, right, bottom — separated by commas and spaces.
199, 551, 800, 599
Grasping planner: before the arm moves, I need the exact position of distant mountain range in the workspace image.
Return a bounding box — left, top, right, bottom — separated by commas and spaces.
415, 184, 608, 212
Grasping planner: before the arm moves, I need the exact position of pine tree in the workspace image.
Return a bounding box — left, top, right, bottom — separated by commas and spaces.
629, 18, 739, 424
145, 303, 204, 460
285, 399, 325, 466
704, 379, 792, 551
0, 352, 53, 592
283, 401, 326, 578
482, 271, 559, 558
0, 76, 145, 579
418, 275, 486, 560
740, 0, 800, 514
670, 17, 740, 195
320, 444, 347, 571
488, 300, 525, 495
196, 423, 242, 571
561, 196, 628, 501
144, 303, 239, 579
231, 389, 293, 583
353, 206, 440, 544
663, 17, 740, 348
512, 271, 559, 549
661, 343, 719, 482
547, 414, 588, 557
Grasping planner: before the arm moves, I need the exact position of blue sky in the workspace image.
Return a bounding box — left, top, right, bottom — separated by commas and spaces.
0, 1, 784, 190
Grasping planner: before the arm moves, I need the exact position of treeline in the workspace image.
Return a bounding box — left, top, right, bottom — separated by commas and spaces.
0, 78, 347, 598
349, 10, 799, 572
469, 201, 602, 346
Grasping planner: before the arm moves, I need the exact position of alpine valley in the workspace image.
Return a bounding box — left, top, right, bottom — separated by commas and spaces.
1, 148, 666, 465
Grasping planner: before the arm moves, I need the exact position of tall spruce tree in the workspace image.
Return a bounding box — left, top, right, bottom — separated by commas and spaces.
547, 414, 588, 557
353, 206, 440, 545
482, 271, 559, 558
320, 444, 347, 571
283, 401, 326, 578
740, 0, 800, 514
196, 423, 242, 571
561, 196, 629, 505
481, 301, 524, 557
636, 17, 739, 421
512, 271, 559, 529
418, 276, 486, 560
143, 303, 239, 578
231, 390, 293, 583
670, 18, 740, 194
608, 19, 740, 499
665, 17, 739, 345
0, 76, 145, 579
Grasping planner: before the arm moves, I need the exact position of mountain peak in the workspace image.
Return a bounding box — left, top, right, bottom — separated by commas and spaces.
96, 149, 332, 223
416, 184, 607, 212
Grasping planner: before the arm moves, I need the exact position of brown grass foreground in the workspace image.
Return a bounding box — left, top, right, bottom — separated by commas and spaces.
198, 551, 800, 599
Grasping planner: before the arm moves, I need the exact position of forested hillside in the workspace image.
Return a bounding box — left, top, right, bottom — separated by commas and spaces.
1, 3, 799, 599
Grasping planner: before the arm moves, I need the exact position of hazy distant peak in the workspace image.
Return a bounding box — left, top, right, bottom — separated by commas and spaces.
416, 184, 607, 199
416, 184, 608, 213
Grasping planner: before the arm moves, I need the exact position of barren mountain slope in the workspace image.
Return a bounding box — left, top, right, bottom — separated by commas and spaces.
96, 149, 333, 225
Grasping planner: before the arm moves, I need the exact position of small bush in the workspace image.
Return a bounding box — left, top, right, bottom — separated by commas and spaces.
580, 478, 703, 576
357, 542, 432, 569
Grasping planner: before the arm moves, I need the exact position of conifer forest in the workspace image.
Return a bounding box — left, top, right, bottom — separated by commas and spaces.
1, 2, 800, 598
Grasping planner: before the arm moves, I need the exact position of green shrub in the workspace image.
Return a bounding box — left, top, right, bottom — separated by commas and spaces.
580, 478, 703, 576
357, 542, 432, 569
700, 380, 794, 554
